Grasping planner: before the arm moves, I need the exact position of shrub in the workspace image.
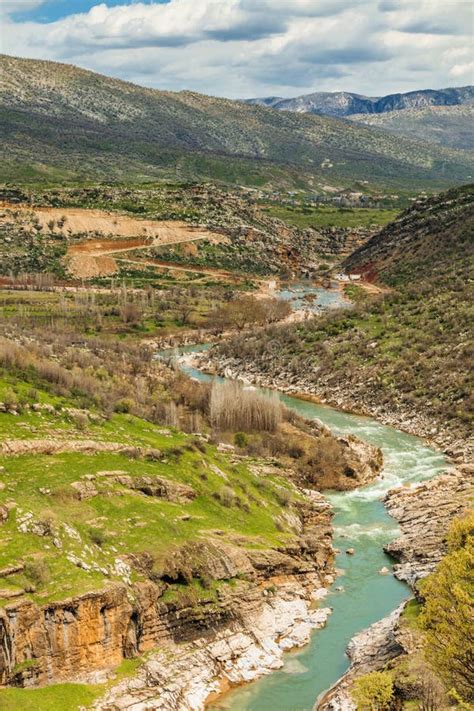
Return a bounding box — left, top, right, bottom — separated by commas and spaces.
234, 432, 248, 448
120, 302, 142, 325
3, 388, 19, 410
419, 511, 474, 702
114, 398, 135, 414
275, 489, 292, 507
72, 412, 89, 430
213, 486, 236, 507
352, 671, 394, 710
24, 558, 51, 587
88, 527, 107, 547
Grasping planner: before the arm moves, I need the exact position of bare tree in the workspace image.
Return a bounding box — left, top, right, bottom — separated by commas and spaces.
210, 380, 282, 432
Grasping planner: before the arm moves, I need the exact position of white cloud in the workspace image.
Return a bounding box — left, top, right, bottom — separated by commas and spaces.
450, 61, 474, 78
1, 0, 473, 97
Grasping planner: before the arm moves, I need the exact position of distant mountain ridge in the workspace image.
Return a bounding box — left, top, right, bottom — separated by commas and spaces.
245, 86, 474, 117
0, 54, 472, 189
350, 105, 474, 151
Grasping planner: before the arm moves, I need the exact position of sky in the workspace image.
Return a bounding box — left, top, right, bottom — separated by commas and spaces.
1, 0, 473, 98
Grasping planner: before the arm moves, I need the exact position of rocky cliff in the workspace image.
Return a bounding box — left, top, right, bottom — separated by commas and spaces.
0, 488, 334, 708
383, 464, 473, 585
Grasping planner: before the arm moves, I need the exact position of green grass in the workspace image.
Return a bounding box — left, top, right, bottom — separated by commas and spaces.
260, 204, 399, 228
343, 283, 369, 304
0, 380, 298, 604
0, 658, 142, 711
402, 599, 422, 630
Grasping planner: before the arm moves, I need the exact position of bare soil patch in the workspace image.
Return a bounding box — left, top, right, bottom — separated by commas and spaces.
10, 205, 223, 242
8, 204, 226, 279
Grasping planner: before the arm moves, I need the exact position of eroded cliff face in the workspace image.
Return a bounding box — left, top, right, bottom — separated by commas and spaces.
383, 464, 473, 585
0, 585, 134, 687
0, 491, 334, 706
94, 576, 332, 711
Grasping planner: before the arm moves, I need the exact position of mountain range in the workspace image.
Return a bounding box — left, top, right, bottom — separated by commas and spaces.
245, 86, 474, 117
1, 54, 473, 190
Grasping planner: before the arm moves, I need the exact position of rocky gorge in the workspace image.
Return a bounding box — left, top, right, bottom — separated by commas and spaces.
316, 463, 472, 711
0, 182, 471, 710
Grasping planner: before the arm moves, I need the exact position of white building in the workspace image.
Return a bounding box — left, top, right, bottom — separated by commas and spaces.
335, 273, 362, 282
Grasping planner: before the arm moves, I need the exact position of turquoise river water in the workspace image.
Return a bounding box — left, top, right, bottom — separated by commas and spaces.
162, 341, 446, 711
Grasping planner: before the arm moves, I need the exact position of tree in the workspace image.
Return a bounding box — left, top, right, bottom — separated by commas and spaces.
419, 511, 474, 703
261, 297, 292, 324
120, 301, 142, 325
209, 295, 291, 332
176, 302, 194, 325
352, 671, 394, 710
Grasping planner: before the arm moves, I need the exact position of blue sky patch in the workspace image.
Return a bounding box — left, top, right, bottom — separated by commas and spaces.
11, 0, 170, 24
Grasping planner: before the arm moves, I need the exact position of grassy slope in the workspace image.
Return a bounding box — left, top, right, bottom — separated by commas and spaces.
0, 659, 142, 711
259, 204, 399, 229
0, 380, 297, 604
0, 366, 305, 711
1, 55, 473, 191
216, 185, 474, 436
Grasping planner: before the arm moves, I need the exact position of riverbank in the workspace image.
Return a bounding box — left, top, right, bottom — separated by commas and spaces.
194, 351, 472, 460
87, 487, 336, 711
178, 346, 472, 710
94, 572, 334, 711
316, 462, 472, 711
171, 347, 450, 711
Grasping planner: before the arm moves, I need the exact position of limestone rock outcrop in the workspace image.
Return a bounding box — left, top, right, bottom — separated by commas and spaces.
383, 465, 472, 585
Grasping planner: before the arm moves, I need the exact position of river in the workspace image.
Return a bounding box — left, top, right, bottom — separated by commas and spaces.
160, 292, 445, 711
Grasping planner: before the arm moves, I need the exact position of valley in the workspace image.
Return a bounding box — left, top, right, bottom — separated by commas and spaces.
0, 179, 471, 711
1, 55, 473, 191
0, 51, 472, 711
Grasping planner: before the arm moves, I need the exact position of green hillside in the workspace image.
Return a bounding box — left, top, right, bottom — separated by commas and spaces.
1, 54, 473, 191
214, 185, 474, 440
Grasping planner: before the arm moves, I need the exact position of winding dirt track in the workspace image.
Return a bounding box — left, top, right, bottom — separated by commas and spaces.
19, 206, 230, 279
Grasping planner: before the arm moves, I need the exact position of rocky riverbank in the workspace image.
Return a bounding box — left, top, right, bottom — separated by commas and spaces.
195, 352, 472, 458
184, 348, 472, 711
94, 576, 332, 711
0, 479, 336, 710
316, 604, 408, 711
91, 487, 336, 710
383, 464, 473, 585
315, 463, 473, 711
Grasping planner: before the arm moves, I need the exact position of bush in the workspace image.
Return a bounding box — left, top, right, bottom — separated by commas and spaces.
419, 511, 474, 702
88, 527, 107, 547
352, 671, 394, 710
213, 486, 236, 507
275, 489, 292, 507
72, 412, 89, 430
3, 388, 19, 410
24, 558, 51, 587
114, 398, 135, 414
234, 432, 248, 448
